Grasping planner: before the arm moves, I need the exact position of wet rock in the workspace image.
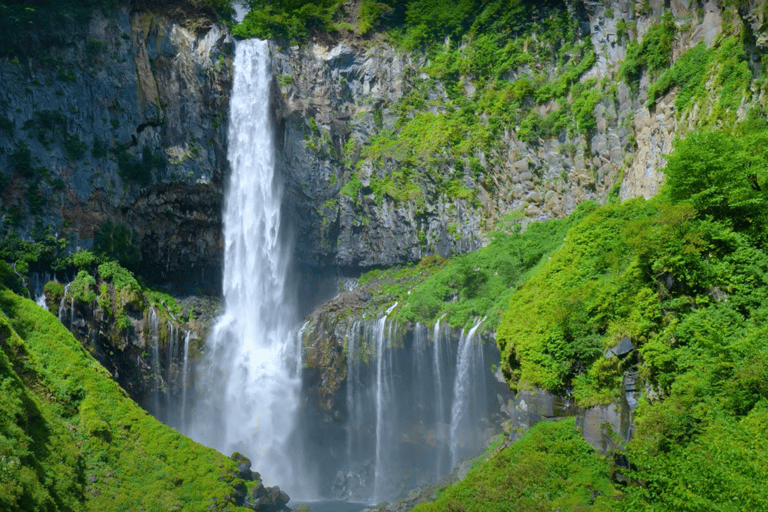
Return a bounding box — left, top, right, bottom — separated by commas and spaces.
504, 387, 579, 442
605, 337, 634, 359
575, 399, 632, 457
231, 452, 255, 481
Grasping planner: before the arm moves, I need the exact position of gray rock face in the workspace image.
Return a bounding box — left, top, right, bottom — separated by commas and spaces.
575, 401, 632, 456
270, 35, 632, 269
503, 387, 580, 442
270, 0, 731, 271
0, 5, 233, 292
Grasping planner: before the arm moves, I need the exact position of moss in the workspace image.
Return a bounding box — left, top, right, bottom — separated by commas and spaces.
70, 270, 96, 304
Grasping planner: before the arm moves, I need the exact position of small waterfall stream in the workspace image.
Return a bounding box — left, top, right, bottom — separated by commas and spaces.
58, 283, 71, 324
332, 316, 498, 503
180, 330, 190, 432
149, 308, 161, 419
450, 319, 486, 468
166, 320, 175, 417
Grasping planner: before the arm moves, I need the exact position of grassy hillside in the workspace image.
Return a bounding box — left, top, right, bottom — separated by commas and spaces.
0, 284, 253, 512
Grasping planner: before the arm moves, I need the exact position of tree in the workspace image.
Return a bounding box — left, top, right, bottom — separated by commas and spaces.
663, 128, 768, 234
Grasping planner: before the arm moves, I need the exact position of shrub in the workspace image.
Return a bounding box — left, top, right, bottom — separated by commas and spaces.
70, 270, 96, 304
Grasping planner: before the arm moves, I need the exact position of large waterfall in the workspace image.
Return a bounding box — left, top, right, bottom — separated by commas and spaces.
185, 39, 303, 491
178, 37, 502, 506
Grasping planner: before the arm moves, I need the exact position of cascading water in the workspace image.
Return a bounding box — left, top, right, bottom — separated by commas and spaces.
185, 39, 302, 493
58, 283, 71, 324
169, 36, 501, 506
149, 308, 161, 419
180, 330, 190, 432
166, 320, 176, 416
450, 319, 486, 468
332, 316, 498, 503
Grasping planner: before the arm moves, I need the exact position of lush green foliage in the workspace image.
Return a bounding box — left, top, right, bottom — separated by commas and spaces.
487, 124, 768, 507
0, 287, 250, 511
332, 2, 603, 209
232, 0, 342, 41
663, 128, 768, 232
411, 420, 618, 512
645, 36, 753, 127
619, 12, 675, 87
92, 220, 141, 271
0, 222, 69, 276
356, 201, 597, 330
646, 42, 711, 109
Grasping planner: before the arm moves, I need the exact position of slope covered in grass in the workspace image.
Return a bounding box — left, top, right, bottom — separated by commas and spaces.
411, 420, 618, 512
0, 286, 251, 512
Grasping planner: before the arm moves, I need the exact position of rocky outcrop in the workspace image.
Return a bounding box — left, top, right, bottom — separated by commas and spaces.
47, 275, 221, 417
0, 3, 233, 292
231, 453, 292, 512
501, 337, 640, 457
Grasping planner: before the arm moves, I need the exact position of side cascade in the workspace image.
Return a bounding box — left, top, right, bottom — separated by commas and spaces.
184, 39, 304, 494
149, 307, 161, 419
330, 315, 498, 503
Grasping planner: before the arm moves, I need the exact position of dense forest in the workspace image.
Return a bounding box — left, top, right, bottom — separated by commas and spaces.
2, 0, 768, 510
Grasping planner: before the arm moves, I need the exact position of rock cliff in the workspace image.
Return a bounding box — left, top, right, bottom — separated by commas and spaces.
0, 3, 233, 293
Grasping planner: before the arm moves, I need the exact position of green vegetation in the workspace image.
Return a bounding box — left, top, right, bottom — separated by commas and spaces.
645, 36, 753, 127
233, 0, 341, 41
620, 11, 675, 87
412, 420, 617, 512
92, 220, 141, 271
0, 222, 68, 276
396, 120, 768, 511
332, 1, 604, 208
0, 286, 251, 511
482, 123, 768, 508
115, 146, 166, 187
375, 201, 597, 329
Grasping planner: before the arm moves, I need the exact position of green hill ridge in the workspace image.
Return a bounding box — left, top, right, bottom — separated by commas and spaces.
0, 284, 258, 512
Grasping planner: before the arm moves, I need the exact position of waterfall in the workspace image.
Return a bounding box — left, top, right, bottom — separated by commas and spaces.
432, 315, 447, 476
58, 283, 71, 324
180, 330, 190, 433
450, 319, 486, 468
333, 313, 497, 504
31, 272, 52, 310
166, 320, 175, 417
149, 308, 161, 420
373, 306, 397, 503
186, 39, 302, 493
172, 36, 500, 504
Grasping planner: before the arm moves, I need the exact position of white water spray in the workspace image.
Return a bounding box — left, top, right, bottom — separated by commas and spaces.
450, 319, 485, 468
181, 330, 190, 432
58, 283, 71, 323
187, 39, 302, 492
149, 308, 161, 418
